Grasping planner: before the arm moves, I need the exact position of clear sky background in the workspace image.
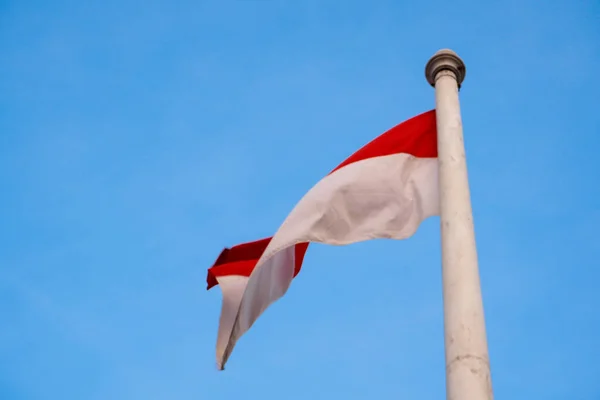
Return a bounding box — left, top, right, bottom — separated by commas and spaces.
1, 1, 599, 399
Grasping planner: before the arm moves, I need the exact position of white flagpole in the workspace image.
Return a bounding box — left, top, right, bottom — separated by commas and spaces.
425, 49, 494, 400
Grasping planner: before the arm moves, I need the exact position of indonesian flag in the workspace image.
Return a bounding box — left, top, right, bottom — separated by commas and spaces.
207, 110, 438, 369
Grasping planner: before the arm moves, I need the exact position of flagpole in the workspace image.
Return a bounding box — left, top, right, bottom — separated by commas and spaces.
425, 49, 494, 400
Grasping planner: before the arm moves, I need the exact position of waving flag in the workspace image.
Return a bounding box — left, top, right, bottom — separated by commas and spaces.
207, 109, 438, 369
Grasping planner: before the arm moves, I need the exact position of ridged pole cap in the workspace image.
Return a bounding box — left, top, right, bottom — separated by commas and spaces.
425, 49, 466, 88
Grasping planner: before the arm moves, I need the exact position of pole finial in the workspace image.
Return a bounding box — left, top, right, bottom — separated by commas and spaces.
425, 49, 466, 88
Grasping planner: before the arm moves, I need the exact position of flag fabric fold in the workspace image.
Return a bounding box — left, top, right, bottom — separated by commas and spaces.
207, 109, 439, 369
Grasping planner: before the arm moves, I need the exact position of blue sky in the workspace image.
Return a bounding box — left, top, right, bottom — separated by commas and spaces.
1, 0, 599, 399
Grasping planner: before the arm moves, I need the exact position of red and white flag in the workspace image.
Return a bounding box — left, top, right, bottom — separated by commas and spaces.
207, 110, 439, 369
